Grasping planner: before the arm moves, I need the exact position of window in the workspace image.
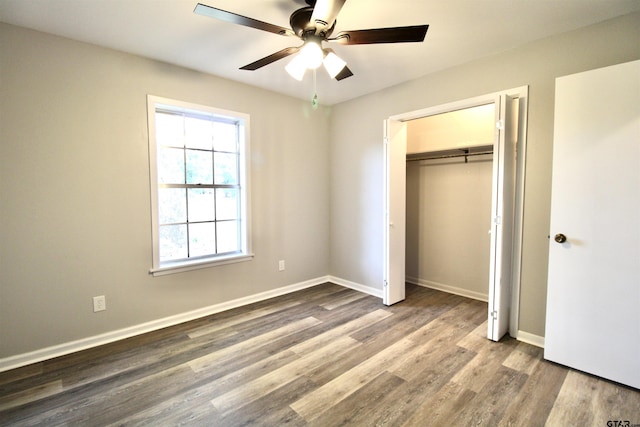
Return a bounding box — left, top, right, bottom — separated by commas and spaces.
147, 96, 251, 275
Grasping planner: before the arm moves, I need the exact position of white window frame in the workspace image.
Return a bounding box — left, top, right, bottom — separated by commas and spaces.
147, 95, 252, 276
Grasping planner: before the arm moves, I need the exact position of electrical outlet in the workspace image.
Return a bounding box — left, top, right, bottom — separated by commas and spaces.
278, 260, 285, 271
93, 295, 106, 312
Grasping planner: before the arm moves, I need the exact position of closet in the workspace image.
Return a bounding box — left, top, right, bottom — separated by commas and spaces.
385, 88, 526, 341
405, 103, 496, 301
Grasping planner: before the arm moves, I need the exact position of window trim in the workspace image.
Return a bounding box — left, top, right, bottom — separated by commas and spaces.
147, 95, 252, 276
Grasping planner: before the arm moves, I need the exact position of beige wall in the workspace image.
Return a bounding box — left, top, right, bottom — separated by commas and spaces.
407, 104, 495, 153
0, 23, 330, 358
406, 155, 493, 299
329, 12, 640, 337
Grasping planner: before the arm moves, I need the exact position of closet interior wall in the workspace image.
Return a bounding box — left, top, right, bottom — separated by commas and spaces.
405, 104, 495, 301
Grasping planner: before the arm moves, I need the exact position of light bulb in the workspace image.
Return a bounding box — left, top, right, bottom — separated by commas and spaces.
300, 41, 324, 70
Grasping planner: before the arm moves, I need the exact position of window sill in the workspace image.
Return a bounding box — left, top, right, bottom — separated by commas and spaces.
149, 253, 254, 277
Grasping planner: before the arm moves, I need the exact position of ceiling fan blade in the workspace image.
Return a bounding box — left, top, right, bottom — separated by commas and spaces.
335, 65, 353, 81
239, 46, 301, 71
194, 3, 295, 37
329, 25, 428, 45
311, 0, 347, 33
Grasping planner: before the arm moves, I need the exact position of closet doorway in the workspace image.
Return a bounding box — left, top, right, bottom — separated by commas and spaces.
383, 87, 528, 341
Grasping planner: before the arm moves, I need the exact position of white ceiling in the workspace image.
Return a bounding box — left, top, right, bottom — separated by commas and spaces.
2, 0, 639, 105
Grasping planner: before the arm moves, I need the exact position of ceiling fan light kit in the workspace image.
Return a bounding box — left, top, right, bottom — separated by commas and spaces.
285, 44, 348, 81
285, 53, 307, 81
323, 51, 347, 78
194, 0, 428, 90
299, 39, 324, 70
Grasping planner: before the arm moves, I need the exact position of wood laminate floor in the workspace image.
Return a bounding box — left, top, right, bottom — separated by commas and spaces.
1, 283, 639, 426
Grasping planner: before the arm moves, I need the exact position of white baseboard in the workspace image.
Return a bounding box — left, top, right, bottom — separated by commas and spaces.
515, 330, 545, 348
0, 276, 330, 373
328, 276, 383, 299
406, 276, 488, 302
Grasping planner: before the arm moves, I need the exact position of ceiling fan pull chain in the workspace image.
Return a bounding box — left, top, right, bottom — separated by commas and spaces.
312, 69, 319, 109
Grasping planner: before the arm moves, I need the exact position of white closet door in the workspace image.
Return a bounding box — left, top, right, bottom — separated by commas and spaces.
487, 95, 517, 341
545, 60, 640, 388
383, 119, 406, 305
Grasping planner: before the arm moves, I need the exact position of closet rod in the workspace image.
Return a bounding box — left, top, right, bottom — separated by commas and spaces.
406, 150, 493, 162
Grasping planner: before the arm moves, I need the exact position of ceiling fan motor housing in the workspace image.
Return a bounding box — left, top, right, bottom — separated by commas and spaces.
290, 7, 336, 39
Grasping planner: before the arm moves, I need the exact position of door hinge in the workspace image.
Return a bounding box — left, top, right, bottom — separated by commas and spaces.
384, 280, 388, 288
493, 216, 502, 225
383, 137, 389, 145
496, 120, 504, 130
490, 311, 498, 320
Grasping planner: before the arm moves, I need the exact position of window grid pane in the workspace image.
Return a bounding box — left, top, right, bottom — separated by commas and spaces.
214, 152, 239, 185
159, 224, 188, 262
216, 220, 239, 254
158, 188, 187, 224
188, 222, 216, 258
156, 112, 184, 148
213, 121, 238, 153
158, 147, 185, 184
216, 188, 239, 221
185, 116, 213, 150
187, 188, 215, 223
186, 149, 213, 185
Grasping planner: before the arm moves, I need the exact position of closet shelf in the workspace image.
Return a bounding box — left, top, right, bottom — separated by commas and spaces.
406, 145, 493, 162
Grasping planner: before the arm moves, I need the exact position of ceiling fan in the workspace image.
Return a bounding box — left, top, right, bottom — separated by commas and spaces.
194, 0, 429, 82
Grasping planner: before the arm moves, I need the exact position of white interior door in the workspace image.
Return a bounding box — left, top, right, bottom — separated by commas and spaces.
545, 60, 640, 389
487, 95, 517, 341
383, 119, 407, 305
